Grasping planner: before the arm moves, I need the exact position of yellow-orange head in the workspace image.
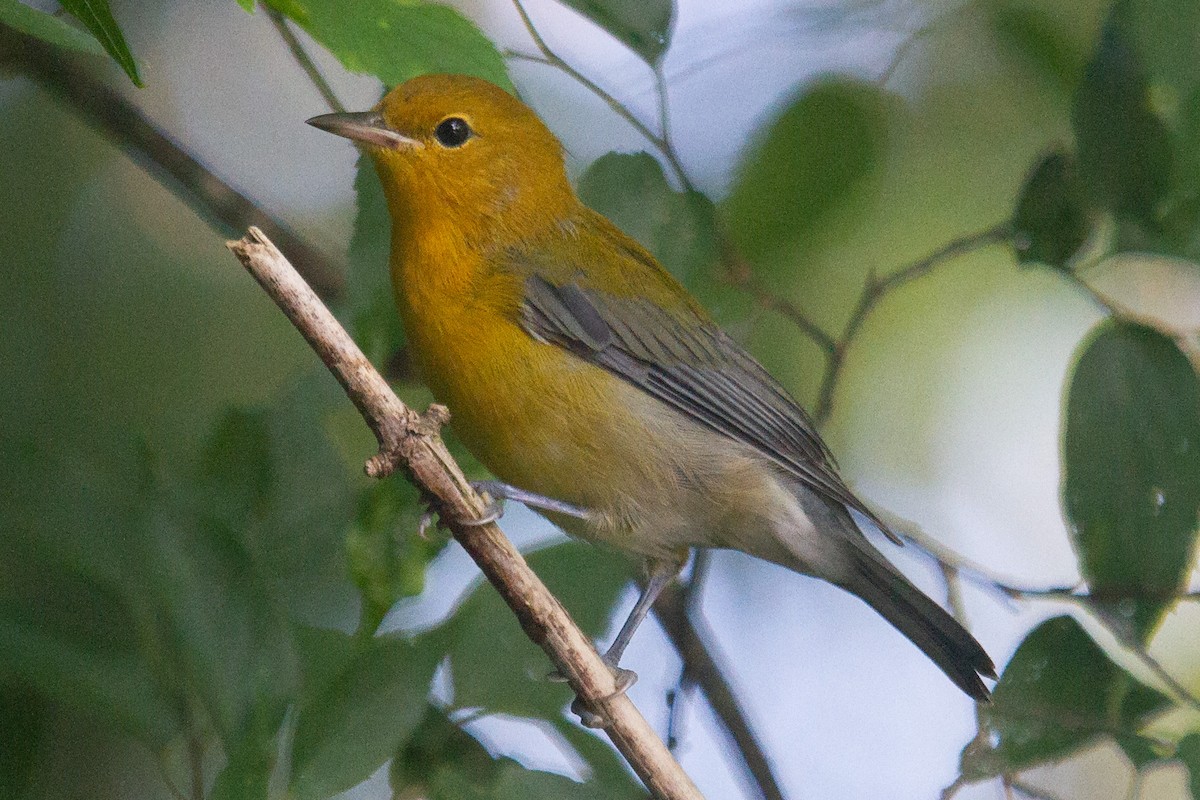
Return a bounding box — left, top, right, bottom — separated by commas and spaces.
309, 74, 576, 245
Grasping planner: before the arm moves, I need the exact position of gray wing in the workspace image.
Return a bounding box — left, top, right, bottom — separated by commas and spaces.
520, 274, 895, 539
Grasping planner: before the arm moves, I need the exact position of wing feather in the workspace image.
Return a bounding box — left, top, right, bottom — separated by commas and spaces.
519, 273, 895, 539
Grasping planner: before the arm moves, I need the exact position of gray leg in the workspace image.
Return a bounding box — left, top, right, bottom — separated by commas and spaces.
472, 480, 590, 519
570, 555, 687, 728
602, 557, 685, 668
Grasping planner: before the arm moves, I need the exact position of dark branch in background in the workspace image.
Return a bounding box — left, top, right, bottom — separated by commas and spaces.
654, 583, 786, 800
0, 23, 345, 301
228, 228, 705, 800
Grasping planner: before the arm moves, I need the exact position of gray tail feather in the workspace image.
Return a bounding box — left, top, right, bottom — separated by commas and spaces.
843, 542, 996, 702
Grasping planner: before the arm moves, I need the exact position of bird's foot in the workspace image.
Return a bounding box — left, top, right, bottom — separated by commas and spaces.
471, 480, 590, 520
547, 655, 638, 729
417, 486, 503, 538
571, 665, 637, 728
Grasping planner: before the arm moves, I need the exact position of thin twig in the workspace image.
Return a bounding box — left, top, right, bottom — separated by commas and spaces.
813, 221, 1014, 423
265, 7, 345, 113
226, 228, 704, 800
188, 734, 204, 800
0, 23, 345, 301
509, 0, 694, 191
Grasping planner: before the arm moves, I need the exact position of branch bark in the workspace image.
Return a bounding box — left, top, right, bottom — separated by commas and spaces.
226, 227, 704, 800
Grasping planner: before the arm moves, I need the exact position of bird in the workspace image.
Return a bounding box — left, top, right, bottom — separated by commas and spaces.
307, 74, 995, 718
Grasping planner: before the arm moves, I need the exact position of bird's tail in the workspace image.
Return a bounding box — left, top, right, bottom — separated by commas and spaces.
841, 539, 996, 702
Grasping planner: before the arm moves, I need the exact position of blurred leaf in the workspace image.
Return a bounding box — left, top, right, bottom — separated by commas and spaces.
347, 477, 449, 636
576, 151, 745, 321
962, 616, 1171, 779
290, 630, 439, 800
392, 707, 629, 798
0, 578, 184, 749
577, 152, 718, 283
0, 439, 185, 748
556, 0, 673, 64
722, 79, 888, 275
1063, 321, 1200, 639
1072, 0, 1200, 258
1072, 16, 1172, 227
150, 506, 299, 758
436, 542, 631, 719
348, 155, 405, 370
1115, 733, 1166, 769
1176, 733, 1200, 799
1084, 253, 1200, 337
0, 684, 42, 799
1012, 151, 1092, 269
237, 0, 256, 11
0, 0, 105, 54
58, 0, 141, 85
195, 374, 357, 628
198, 408, 274, 526
276, 0, 511, 90
209, 734, 277, 800
987, 4, 1087, 93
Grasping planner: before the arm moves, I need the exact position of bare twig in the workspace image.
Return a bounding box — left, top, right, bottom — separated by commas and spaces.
226, 228, 704, 800
508, 0, 695, 191
1, 23, 345, 301
813, 222, 1014, 423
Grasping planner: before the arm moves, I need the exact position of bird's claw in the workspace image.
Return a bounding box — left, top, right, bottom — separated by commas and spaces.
547, 656, 638, 728
571, 666, 638, 729
417, 487, 503, 537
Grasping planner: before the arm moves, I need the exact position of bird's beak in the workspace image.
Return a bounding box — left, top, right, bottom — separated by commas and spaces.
306, 111, 421, 150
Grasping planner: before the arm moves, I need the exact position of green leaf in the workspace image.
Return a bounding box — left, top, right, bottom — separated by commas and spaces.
0, 588, 184, 748
196, 375, 357, 626
1175, 733, 1200, 799
987, 4, 1088, 93
0, 440, 185, 748
277, 0, 511, 90
392, 707, 631, 799
1115, 733, 1166, 769
556, 0, 674, 64
1012, 151, 1092, 269
722, 79, 888, 275
289, 631, 440, 800
347, 154, 405, 370
962, 616, 1171, 779
237, 0, 256, 11
578, 152, 718, 283
0, 684, 43, 799
1063, 321, 1200, 639
346, 477, 449, 635
209, 733, 277, 800
437, 542, 632, 719
1072, 0, 1200, 259
58, 0, 141, 86
1072, 17, 1172, 228
0, 0, 104, 54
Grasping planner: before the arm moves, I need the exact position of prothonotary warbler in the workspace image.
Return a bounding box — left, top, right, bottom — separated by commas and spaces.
308, 74, 995, 712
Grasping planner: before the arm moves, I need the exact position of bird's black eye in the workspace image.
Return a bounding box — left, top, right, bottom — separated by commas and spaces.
434, 117, 472, 147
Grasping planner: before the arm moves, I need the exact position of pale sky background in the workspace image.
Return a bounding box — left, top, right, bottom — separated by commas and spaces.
7, 0, 1199, 798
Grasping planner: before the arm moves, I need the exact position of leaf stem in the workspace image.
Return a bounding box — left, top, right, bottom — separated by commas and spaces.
265, 6, 345, 113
